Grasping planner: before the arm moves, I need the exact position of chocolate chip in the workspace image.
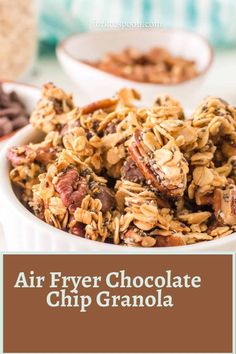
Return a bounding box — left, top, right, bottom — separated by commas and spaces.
122, 158, 145, 183
11, 116, 29, 130
93, 185, 116, 213
0, 84, 29, 137
70, 221, 86, 237
0, 117, 13, 136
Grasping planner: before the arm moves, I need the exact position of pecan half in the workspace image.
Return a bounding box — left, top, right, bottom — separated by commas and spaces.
128, 129, 188, 198
35, 145, 57, 165
55, 167, 88, 212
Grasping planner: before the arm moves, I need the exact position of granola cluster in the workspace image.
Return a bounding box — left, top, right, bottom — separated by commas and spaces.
8, 83, 236, 247
85, 47, 198, 84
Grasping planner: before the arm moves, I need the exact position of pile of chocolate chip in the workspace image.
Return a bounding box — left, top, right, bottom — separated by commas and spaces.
0, 84, 29, 137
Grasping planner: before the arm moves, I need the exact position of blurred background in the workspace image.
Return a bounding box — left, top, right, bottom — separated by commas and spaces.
38, 0, 236, 50
0, 0, 236, 100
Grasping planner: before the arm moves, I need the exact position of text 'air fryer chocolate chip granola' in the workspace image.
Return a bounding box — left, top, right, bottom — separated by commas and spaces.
7, 83, 236, 247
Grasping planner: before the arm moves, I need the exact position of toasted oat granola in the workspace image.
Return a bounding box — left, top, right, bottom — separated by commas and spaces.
7, 83, 236, 247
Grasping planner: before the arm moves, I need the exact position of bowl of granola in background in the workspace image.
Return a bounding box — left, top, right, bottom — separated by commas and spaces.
57, 29, 214, 105
0, 83, 236, 252
0, 81, 40, 146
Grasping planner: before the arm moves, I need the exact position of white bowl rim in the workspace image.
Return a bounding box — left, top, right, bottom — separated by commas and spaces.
1, 124, 236, 253
1, 79, 40, 91
57, 28, 214, 88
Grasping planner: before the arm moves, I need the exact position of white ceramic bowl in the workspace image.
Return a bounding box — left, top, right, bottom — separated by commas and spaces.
0, 81, 40, 146
0, 128, 236, 252
57, 29, 213, 105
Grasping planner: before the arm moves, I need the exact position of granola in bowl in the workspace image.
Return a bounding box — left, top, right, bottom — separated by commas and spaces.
7, 83, 236, 247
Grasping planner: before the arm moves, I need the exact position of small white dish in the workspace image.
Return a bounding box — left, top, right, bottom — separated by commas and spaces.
57, 29, 214, 105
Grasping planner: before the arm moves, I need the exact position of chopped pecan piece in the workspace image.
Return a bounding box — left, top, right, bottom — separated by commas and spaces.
195, 192, 213, 206
104, 122, 116, 135
122, 228, 143, 246
7, 146, 36, 167
60, 119, 81, 136
35, 145, 57, 165
156, 235, 186, 247
213, 187, 236, 225
8, 144, 56, 167
80, 98, 118, 115
122, 229, 156, 247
